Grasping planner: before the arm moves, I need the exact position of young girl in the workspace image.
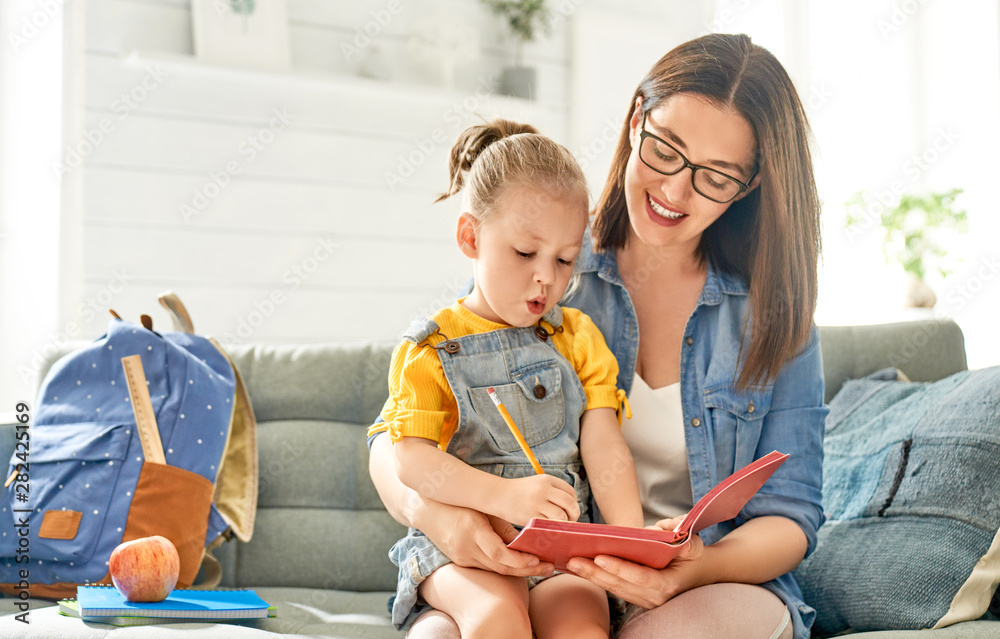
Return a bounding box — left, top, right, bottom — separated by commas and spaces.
369, 119, 643, 638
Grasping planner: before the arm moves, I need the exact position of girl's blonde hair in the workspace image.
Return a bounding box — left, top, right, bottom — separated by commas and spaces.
436, 118, 588, 222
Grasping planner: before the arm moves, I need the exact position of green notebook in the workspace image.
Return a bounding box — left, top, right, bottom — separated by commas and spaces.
59, 599, 277, 627
74, 586, 272, 620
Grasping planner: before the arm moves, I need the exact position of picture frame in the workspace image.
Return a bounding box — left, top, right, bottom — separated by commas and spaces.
191, 0, 292, 70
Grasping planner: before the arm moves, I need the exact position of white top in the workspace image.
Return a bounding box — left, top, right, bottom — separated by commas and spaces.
621, 373, 694, 527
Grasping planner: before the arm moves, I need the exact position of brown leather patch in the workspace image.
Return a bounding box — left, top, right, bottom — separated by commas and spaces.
38, 510, 83, 540
120, 461, 214, 588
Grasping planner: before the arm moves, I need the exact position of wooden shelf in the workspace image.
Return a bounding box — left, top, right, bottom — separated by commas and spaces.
121, 50, 558, 114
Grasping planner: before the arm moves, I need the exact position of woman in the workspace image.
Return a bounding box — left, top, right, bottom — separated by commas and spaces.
368, 33, 826, 639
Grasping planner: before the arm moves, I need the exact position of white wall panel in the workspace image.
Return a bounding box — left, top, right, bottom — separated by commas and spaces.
77, 0, 568, 347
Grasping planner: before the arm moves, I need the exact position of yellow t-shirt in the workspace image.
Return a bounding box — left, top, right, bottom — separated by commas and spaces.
369, 300, 622, 449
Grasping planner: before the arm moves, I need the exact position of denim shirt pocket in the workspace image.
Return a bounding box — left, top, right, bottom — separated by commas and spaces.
469, 361, 565, 453
703, 385, 774, 475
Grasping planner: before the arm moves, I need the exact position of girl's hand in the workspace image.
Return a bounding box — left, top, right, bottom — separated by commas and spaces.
564, 528, 707, 609
496, 474, 580, 526
414, 498, 555, 578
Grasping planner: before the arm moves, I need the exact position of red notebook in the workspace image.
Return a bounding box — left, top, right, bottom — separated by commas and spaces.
507, 450, 789, 570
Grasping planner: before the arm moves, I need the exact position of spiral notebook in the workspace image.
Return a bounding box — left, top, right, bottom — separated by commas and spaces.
59, 599, 277, 626
75, 586, 271, 619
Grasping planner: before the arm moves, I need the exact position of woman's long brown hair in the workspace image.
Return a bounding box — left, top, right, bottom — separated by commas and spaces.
593, 33, 821, 390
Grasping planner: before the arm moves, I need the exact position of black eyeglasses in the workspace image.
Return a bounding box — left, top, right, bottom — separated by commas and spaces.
637, 113, 756, 204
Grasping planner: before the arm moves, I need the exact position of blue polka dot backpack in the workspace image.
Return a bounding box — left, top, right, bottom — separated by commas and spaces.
0, 292, 258, 599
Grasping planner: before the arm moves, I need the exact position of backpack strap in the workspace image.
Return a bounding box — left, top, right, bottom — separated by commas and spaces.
159, 290, 195, 333
188, 535, 226, 590
208, 338, 258, 543
159, 289, 258, 542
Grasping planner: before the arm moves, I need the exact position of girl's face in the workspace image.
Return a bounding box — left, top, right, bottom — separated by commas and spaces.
623, 93, 758, 254
460, 186, 587, 327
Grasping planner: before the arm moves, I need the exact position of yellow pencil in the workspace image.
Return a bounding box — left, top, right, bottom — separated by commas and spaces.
487, 386, 544, 475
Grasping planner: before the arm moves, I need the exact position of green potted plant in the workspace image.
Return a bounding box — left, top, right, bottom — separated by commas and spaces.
480, 0, 550, 99
844, 188, 968, 308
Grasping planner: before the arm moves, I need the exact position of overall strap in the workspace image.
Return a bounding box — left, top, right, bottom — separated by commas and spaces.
402, 317, 440, 344
541, 305, 564, 329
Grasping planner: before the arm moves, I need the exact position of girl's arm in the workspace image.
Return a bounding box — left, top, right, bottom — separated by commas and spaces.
368, 431, 553, 577
566, 515, 807, 608
394, 435, 580, 526
579, 407, 644, 528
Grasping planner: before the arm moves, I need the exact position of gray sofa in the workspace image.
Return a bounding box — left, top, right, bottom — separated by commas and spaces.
2, 319, 998, 638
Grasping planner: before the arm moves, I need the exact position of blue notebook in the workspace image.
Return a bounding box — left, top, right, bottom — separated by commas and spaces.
76, 586, 270, 619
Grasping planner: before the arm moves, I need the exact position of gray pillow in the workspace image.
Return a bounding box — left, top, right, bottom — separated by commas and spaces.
794, 366, 1000, 636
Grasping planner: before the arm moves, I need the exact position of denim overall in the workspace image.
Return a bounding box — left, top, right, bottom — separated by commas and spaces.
388, 305, 591, 630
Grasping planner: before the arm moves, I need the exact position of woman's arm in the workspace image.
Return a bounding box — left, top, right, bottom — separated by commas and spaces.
368, 431, 554, 577
394, 435, 579, 526
566, 515, 807, 608
579, 407, 643, 528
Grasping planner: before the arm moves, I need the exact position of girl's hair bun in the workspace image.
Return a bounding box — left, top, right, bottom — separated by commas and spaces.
436, 119, 538, 203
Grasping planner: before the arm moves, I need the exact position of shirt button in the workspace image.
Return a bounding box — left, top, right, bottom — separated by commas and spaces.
685, 336, 694, 346
691, 418, 701, 428
747, 401, 755, 413
534, 384, 546, 399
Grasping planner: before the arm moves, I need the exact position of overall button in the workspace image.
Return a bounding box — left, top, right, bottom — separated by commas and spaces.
685, 336, 694, 346
534, 326, 549, 341
443, 341, 460, 353
533, 384, 546, 399
691, 418, 701, 428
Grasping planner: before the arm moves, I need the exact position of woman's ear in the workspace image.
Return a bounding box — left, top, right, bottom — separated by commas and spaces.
733, 173, 762, 202
628, 96, 644, 148
456, 212, 479, 258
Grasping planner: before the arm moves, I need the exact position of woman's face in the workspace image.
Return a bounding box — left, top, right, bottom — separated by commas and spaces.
623, 93, 758, 254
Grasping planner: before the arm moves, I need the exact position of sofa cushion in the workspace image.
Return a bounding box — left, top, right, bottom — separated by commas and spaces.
214, 419, 405, 592
794, 366, 1000, 636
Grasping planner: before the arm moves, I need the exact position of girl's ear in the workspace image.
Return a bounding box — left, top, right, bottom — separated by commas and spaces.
456, 212, 479, 258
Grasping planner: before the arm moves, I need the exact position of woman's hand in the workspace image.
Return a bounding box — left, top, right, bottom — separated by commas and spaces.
566, 516, 809, 608
414, 497, 555, 578
565, 522, 707, 609
368, 431, 553, 578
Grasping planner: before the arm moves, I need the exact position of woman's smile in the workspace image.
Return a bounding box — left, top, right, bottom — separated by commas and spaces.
646, 193, 688, 226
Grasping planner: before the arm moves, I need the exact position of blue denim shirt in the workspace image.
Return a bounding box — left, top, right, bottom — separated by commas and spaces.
564, 233, 827, 639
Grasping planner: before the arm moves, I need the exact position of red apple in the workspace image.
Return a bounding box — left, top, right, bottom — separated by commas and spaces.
108, 535, 180, 602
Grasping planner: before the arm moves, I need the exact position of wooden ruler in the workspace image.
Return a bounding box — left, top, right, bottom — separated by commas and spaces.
121, 355, 166, 464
